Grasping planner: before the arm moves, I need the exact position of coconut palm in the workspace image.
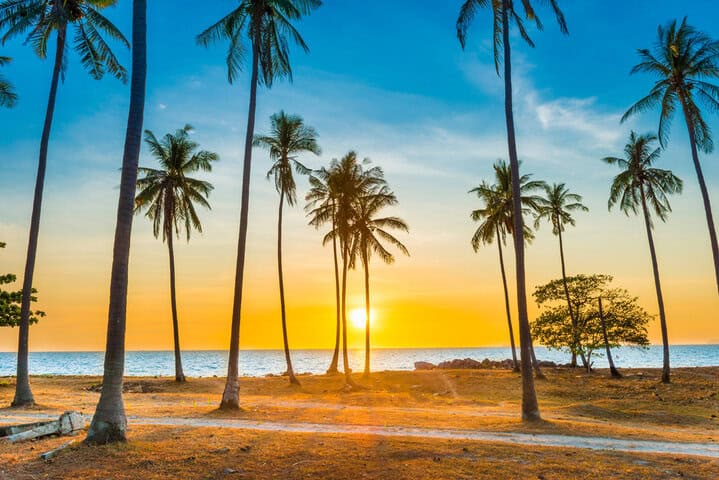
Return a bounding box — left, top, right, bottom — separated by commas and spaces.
603, 131, 682, 384
622, 18, 719, 296
85, 0, 146, 445
457, 0, 568, 422
0, 0, 128, 407
349, 185, 409, 378
254, 111, 320, 386
134, 125, 218, 383
197, 0, 321, 410
535, 183, 588, 368
0, 55, 16, 107
305, 166, 342, 374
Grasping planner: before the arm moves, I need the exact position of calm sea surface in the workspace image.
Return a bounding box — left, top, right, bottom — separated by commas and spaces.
0, 346, 717, 377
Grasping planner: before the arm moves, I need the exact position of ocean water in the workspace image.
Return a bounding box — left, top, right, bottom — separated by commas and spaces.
0, 345, 717, 377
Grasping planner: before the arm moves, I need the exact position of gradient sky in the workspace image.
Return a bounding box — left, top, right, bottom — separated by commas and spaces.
2, 1, 719, 352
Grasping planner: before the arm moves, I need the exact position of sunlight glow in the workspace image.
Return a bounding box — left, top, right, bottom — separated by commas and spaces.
349, 308, 375, 329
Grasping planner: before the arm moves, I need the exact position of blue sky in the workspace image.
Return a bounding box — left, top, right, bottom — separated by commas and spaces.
2, 1, 719, 351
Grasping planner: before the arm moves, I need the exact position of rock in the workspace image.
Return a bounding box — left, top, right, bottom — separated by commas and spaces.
211, 447, 230, 454
414, 361, 435, 370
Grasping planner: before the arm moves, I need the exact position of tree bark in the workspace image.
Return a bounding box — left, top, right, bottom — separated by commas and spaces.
85, 0, 146, 444
166, 222, 185, 383
220, 46, 260, 410
277, 190, 299, 385
598, 297, 621, 378
327, 207, 341, 374
362, 252, 371, 378
501, 0, 540, 421
340, 242, 357, 388
12, 20, 67, 408
496, 226, 518, 372
557, 228, 579, 369
529, 333, 545, 379
640, 187, 670, 383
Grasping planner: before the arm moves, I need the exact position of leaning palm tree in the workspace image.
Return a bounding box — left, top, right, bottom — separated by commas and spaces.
134, 125, 218, 383
254, 111, 320, 386
349, 185, 409, 378
622, 18, 719, 296
197, 0, 321, 410
603, 131, 681, 384
85, 0, 146, 445
535, 183, 588, 368
0, 55, 16, 107
306, 165, 342, 374
457, 0, 568, 422
0, 0, 128, 407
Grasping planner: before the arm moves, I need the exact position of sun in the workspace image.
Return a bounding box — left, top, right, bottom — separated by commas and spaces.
349, 308, 374, 329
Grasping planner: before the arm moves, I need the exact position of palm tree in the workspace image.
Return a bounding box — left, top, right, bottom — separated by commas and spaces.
85, 0, 146, 445
134, 125, 218, 383
254, 111, 320, 385
0, 55, 16, 107
603, 131, 682, 384
622, 18, 719, 296
470, 160, 545, 377
535, 183, 588, 368
306, 166, 342, 374
457, 0, 568, 422
197, 0, 321, 410
0, 0, 128, 408
349, 185, 409, 378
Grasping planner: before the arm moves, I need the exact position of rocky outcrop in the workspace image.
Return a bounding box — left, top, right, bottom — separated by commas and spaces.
414, 358, 568, 370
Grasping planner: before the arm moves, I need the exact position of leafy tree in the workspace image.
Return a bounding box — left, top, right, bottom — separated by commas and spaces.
254, 111, 320, 386
134, 125, 218, 383
532, 274, 650, 370
603, 131, 682, 383
457, 0, 568, 422
85, 0, 146, 445
0, 243, 44, 327
197, 0, 321, 410
0, 0, 128, 407
535, 183, 588, 367
622, 18, 719, 296
0, 55, 16, 107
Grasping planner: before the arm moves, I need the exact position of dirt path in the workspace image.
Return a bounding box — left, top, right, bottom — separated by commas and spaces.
2, 411, 717, 458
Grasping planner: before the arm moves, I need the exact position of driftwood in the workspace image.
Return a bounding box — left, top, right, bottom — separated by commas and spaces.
0, 412, 86, 443
40, 439, 77, 461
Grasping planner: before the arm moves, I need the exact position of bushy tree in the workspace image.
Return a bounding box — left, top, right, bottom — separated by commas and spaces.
0, 243, 44, 327
532, 274, 649, 370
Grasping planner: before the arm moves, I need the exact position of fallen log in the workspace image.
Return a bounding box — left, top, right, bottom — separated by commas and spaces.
40, 439, 77, 461
1, 412, 86, 443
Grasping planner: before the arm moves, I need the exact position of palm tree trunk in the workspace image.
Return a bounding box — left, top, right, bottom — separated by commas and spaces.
167, 227, 185, 383
12, 21, 67, 408
640, 187, 670, 384
495, 227, 518, 372
598, 296, 621, 378
340, 241, 357, 388
220, 47, 260, 410
277, 190, 299, 385
680, 99, 719, 296
327, 208, 341, 374
529, 334, 545, 379
362, 252, 371, 378
85, 0, 146, 444
557, 228, 579, 368
501, 0, 540, 421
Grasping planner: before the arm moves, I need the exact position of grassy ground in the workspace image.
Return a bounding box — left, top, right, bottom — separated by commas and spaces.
0, 367, 717, 479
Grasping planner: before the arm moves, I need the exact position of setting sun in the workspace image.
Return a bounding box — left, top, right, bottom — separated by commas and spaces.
349, 308, 375, 329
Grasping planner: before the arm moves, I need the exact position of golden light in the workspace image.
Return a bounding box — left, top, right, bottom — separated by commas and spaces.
349, 308, 375, 329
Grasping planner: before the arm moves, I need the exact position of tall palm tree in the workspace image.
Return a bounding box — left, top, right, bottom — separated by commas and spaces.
0, 0, 128, 407
254, 111, 320, 385
622, 18, 719, 296
535, 183, 588, 368
603, 131, 682, 384
457, 0, 568, 421
134, 125, 218, 383
306, 166, 342, 374
0, 55, 16, 107
349, 185, 409, 378
85, 0, 146, 445
197, 0, 321, 410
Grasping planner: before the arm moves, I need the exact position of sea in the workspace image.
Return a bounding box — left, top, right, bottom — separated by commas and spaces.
0, 345, 717, 377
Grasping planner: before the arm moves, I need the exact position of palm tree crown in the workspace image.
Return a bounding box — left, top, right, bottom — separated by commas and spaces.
604, 131, 683, 222
0, 55, 16, 107
534, 183, 588, 234
134, 125, 218, 240
622, 18, 719, 152
196, 0, 321, 85
0, 0, 129, 81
